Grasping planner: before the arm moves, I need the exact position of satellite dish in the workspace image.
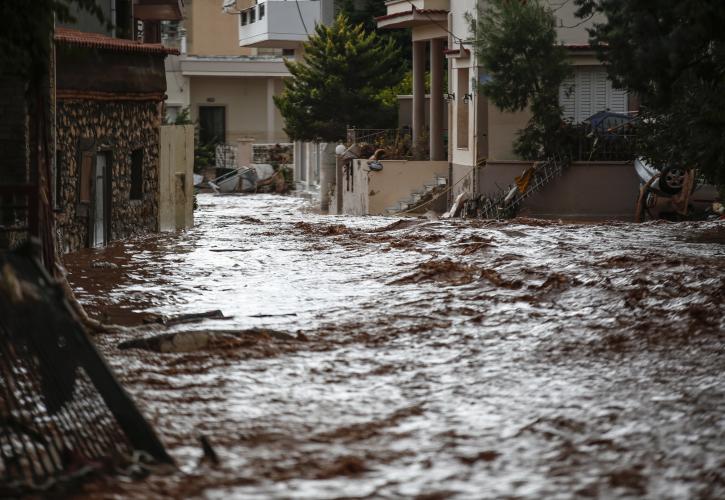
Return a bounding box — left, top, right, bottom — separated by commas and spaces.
335, 144, 347, 156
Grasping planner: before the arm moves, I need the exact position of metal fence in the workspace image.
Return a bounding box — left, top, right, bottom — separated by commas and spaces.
346, 128, 415, 159
0, 243, 172, 496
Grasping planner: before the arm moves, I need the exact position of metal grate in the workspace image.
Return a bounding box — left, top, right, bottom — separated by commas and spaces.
0, 243, 172, 496
464, 158, 567, 220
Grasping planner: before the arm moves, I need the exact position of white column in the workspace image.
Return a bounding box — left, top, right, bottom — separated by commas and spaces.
430, 38, 444, 161
266, 77, 276, 143
412, 40, 426, 151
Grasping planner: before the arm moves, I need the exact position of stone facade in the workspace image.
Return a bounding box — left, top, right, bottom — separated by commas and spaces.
55, 99, 161, 253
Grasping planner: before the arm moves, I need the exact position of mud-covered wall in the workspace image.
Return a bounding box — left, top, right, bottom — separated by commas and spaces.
55, 99, 161, 253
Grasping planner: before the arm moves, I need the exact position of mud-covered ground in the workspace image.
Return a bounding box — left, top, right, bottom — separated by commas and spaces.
65, 194, 725, 499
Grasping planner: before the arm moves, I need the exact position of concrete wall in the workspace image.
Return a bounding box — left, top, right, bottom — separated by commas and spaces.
159, 125, 194, 231
479, 160, 640, 220
189, 75, 287, 143
342, 159, 448, 215
188, 0, 255, 56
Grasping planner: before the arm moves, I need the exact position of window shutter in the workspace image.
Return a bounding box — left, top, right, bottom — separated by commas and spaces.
567, 67, 629, 123
593, 69, 608, 114
575, 69, 593, 122
559, 75, 576, 122
608, 85, 628, 114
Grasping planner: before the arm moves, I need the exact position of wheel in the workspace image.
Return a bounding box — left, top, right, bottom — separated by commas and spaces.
658, 165, 686, 195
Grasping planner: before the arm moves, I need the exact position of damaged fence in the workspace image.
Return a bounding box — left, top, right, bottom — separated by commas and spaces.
0, 242, 172, 496
464, 157, 567, 219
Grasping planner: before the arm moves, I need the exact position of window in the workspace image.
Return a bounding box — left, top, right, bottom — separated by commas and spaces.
559, 67, 628, 123
282, 48, 295, 58
250, 7, 256, 23
241, 11, 247, 26
259, 3, 265, 20
79, 151, 93, 203
130, 149, 143, 200
456, 67, 469, 149
198, 106, 226, 145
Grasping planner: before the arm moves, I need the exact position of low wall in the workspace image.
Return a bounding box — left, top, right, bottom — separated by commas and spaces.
342, 159, 448, 215
450, 163, 476, 204
159, 125, 194, 231
479, 160, 639, 220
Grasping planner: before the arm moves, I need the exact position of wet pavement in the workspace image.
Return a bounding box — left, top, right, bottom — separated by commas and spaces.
65, 194, 725, 499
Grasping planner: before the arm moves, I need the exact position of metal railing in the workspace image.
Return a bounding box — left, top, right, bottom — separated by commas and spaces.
464, 157, 568, 219
346, 128, 416, 160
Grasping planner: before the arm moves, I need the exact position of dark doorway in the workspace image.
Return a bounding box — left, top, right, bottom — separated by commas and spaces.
198, 106, 226, 145
90, 151, 111, 248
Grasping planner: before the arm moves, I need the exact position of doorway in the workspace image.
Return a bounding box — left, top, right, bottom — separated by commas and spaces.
91, 152, 110, 248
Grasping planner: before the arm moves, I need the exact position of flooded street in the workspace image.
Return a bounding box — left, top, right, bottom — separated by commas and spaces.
65, 193, 725, 499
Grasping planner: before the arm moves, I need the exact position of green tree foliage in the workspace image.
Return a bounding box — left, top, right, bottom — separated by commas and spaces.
274, 14, 402, 142
335, 0, 411, 68
575, 0, 725, 188
0, 0, 103, 78
470, 0, 571, 159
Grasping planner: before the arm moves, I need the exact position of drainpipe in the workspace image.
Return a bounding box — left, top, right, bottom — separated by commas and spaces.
110, 0, 117, 37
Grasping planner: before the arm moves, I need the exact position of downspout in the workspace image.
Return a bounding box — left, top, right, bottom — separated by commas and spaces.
110, 0, 117, 38
447, 12, 453, 208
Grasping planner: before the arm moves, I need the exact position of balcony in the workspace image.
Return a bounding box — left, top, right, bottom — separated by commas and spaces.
377, 0, 449, 29
237, 0, 322, 48
134, 0, 184, 21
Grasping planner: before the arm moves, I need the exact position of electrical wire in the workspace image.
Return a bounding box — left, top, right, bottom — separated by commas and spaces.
295, 0, 309, 35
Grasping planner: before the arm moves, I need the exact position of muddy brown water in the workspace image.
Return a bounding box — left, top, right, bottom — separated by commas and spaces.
64, 194, 725, 499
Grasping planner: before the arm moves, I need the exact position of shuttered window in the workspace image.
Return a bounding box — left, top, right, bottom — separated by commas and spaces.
559, 67, 628, 123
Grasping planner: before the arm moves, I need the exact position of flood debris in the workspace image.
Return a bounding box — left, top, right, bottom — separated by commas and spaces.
118, 328, 298, 353
144, 310, 232, 326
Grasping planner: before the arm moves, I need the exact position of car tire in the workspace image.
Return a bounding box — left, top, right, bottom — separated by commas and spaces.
658, 166, 686, 195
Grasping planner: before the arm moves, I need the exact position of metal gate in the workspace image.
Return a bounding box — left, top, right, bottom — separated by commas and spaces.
0, 242, 172, 496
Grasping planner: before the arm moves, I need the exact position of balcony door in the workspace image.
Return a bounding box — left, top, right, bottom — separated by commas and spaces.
199, 106, 226, 145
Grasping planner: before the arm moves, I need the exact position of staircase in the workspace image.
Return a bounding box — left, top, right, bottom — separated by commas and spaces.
384, 175, 448, 215
464, 157, 568, 219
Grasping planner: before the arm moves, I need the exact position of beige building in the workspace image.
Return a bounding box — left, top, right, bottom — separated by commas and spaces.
165, 0, 291, 152
363, 0, 638, 219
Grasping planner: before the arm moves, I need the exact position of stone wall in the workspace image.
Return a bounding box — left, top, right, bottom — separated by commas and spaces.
55, 99, 161, 253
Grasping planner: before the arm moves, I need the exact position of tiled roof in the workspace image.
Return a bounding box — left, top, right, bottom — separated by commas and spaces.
375, 8, 448, 22
55, 27, 179, 55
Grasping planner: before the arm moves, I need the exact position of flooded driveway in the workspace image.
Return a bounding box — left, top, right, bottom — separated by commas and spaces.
65, 194, 725, 499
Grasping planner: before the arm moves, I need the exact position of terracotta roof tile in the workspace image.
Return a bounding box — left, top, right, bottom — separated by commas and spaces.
55, 27, 179, 56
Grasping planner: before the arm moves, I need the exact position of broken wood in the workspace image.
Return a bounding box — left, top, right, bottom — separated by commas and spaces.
143, 309, 231, 326
118, 328, 298, 353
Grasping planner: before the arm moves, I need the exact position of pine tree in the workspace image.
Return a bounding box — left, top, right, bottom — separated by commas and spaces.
274, 14, 402, 142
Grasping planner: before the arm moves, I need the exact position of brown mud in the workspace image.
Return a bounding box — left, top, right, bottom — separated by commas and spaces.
64, 194, 725, 499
